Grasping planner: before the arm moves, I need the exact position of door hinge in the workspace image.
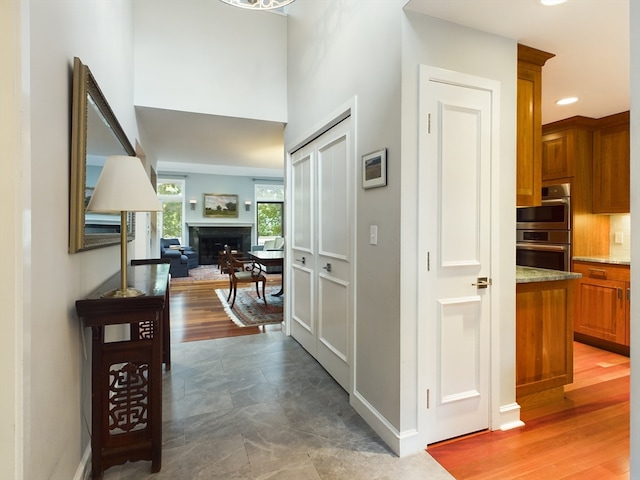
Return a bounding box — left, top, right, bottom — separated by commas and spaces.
427, 251, 430, 272
428, 113, 431, 134
427, 389, 430, 409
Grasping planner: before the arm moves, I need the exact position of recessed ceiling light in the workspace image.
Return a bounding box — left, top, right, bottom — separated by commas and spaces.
556, 97, 579, 105
540, 0, 567, 5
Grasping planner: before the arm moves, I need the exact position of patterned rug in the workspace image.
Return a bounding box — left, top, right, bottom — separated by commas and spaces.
172, 264, 280, 284
215, 287, 283, 327
172, 264, 228, 282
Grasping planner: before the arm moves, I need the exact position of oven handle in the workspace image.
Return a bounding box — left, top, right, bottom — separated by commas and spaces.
516, 243, 568, 252
541, 198, 569, 206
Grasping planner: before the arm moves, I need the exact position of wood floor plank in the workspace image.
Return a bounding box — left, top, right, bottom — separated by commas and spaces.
169, 277, 280, 342
428, 343, 630, 479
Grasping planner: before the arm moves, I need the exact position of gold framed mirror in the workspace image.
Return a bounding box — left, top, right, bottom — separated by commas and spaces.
69, 57, 136, 253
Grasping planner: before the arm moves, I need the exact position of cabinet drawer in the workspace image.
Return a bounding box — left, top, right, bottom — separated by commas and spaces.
573, 261, 629, 282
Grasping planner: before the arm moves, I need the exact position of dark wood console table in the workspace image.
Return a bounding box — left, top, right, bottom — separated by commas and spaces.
76, 263, 170, 479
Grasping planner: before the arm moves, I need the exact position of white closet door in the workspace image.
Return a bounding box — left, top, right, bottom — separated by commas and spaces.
290, 117, 353, 391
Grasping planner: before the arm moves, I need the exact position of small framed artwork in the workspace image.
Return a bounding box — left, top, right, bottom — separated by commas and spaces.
203, 193, 239, 218
362, 148, 387, 189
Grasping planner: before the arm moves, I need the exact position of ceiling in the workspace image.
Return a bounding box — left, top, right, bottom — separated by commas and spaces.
144, 0, 629, 175
405, 0, 630, 123
137, 106, 286, 177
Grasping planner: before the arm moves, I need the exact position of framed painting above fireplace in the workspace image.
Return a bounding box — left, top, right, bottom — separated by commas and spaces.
203, 194, 238, 218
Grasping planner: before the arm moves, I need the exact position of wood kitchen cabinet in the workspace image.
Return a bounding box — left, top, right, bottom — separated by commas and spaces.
593, 111, 630, 214
516, 44, 554, 207
541, 117, 610, 260
516, 278, 574, 407
541, 129, 574, 181
541, 117, 594, 182
573, 260, 630, 355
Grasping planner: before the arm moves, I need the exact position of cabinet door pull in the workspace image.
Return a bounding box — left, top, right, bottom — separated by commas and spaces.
618, 288, 623, 300
588, 268, 607, 278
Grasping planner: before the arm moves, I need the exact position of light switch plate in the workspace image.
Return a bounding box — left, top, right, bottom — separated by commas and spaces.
369, 225, 378, 245
614, 231, 624, 244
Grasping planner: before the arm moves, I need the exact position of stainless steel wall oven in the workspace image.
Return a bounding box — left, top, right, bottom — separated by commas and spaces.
516, 184, 571, 271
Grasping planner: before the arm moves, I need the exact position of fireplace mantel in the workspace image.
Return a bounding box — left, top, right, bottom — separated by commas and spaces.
188, 225, 252, 265
187, 222, 253, 228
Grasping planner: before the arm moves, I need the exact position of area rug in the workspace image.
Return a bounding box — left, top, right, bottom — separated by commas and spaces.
215, 287, 283, 327
171, 264, 228, 283
172, 264, 280, 284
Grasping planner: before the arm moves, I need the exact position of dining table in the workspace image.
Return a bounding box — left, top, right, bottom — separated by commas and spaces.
247, 250, 285, 296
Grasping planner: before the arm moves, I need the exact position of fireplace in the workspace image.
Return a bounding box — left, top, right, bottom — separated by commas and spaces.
188, 225, 252, 265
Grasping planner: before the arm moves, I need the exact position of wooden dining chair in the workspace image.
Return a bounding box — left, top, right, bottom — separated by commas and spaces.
223, 247, 267, 308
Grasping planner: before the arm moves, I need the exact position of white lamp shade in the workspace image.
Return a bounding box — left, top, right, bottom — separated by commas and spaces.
86, 155, 162, 213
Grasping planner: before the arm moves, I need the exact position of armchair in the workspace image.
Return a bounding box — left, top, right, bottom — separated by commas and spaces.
160, 238, 198, 277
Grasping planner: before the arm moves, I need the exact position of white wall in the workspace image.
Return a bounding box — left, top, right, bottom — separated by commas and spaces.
11, 2, 139, 478
133, 0, 287, 123
0, 2, 27, 478
285, 0, 405, 436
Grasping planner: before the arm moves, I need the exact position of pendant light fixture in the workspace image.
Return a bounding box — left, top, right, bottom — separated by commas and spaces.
218, 0, 295, 10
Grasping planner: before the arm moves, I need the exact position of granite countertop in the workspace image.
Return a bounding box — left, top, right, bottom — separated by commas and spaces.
516, 266, 582, 284
573, 256, 630, 266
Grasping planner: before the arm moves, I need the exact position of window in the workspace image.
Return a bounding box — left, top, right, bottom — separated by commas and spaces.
255, 184, 284, 245
157, 179, 185, 242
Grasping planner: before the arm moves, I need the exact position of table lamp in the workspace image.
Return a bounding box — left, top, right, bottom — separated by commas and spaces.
86, 155, 162, 298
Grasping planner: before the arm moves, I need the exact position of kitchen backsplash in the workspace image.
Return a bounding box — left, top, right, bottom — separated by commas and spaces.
609, 214, 631, 259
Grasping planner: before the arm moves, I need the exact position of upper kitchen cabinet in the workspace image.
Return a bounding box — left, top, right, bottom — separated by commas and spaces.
593, 111, 630, 214
517, 44, 555, 207
541, 116, 594, 182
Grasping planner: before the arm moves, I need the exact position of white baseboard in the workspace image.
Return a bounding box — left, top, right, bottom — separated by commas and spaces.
498, 402, 525, 431
350, 389, 424, 457
73, 444, 91, 480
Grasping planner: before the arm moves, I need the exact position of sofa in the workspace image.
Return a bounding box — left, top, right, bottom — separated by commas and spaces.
160, 238, 198, 278
251, 237, 284, 273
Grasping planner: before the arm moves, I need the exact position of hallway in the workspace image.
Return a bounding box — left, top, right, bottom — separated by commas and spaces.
103, 329, 453, 479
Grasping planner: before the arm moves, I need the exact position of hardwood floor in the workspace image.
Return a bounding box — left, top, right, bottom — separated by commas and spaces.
428, 341, 630, 479
168, 280, 630, 478
169, 277, 281, 342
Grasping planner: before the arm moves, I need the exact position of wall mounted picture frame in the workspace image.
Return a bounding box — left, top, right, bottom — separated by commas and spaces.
362, 148, 387, 189
203, 193, 239, 218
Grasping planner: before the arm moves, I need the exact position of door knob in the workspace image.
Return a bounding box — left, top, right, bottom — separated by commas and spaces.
472, 277, 492, 289
322, 263, 332, 272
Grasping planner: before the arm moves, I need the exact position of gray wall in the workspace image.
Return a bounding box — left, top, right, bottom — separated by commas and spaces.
286, 1, 518, 455
286, 0, 404, 430
160, 172, 283, 245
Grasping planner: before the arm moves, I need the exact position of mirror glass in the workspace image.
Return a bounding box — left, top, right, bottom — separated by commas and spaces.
69, 57, 136, 253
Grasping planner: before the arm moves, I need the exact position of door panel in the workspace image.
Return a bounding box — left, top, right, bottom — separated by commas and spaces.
292, 152, 313, 251
318, 274, 349, 359
290, 149, 315, 353
289, 117, 353, 392
318, 135, 349, 259
440, 105, 482, 267
419, 66, 496, 444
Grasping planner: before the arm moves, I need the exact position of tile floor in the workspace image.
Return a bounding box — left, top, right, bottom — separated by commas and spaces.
104, 329, 454, 479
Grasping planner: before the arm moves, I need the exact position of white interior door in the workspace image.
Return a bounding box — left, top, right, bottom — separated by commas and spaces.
290, 117, 353, 391
290, 145, 316, 355
418, 66, 498, 444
